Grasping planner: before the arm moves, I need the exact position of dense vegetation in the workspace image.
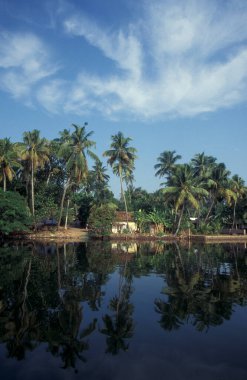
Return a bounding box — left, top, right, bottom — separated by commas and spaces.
0, 124, 247, 236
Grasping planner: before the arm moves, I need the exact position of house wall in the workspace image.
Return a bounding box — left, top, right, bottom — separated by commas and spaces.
112, 222, 137, 233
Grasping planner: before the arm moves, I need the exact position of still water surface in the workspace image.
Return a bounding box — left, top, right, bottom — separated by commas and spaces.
0, 241, 247, 380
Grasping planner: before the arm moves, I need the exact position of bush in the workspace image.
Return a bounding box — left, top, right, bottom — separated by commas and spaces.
88, 203, 117, 236
0, 189, 33, 236
35, 185, 60, 223
197, 220, 223, 235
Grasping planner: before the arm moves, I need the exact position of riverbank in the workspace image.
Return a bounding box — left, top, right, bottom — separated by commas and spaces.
3, 228, 247, 244
15, 227, 89, 242
108, 233, 247, 244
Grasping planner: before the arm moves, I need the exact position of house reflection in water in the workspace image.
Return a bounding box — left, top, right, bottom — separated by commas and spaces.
111, 242, 138, 254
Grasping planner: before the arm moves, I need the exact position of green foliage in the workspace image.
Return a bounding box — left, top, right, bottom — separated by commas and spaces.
0, 126, 246, 236
35, 185, 60, 223
0, 189, 33, 235
197, 220, 223, 234
88, 204, 117, 236
75, 193, 94, 227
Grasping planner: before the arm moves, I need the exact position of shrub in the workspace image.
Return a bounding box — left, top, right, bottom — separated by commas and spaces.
88, 203, 117, 236
0, 189, 33, 236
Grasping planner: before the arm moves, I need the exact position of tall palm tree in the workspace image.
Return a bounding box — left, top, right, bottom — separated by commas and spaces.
58, 123, 97, 227
204, 163, 236, 223
163, 164, 208, 235
230, 175, 247, 228
90, 160, 110, 204
91, 159, 109, 187
21, 130, 49, 216
103, 132, 137, 227
191, 152, 216, 179
154, 150, 181, 178
0, 138, 20, 191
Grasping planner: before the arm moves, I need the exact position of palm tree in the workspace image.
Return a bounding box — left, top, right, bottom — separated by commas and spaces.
91, 159, 109, 187
163, 164, 208, 235
0, 138, 20, 191
90, 160, 110, 205
21, 130, 49, 216
154, 150, 181, 178
204, 163, 236, 223
103, 132, 137, 228
58, 123, 97, 227
191, 152, 216, 179
230, 175, 247, 229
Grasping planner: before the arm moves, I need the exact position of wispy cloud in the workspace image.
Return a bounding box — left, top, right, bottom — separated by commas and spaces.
0, 32, 58, 100
1, 0, 247, 119
57, 0, 247, 119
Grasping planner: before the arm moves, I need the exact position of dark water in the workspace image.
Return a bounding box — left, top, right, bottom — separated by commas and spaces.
0, 241, 247, 380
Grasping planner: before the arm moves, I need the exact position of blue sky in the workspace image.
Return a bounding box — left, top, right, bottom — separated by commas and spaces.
0, 0, 247, 195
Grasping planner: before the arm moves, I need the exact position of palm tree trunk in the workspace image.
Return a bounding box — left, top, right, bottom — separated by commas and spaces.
175, 205, 184, 236
232, 200, 237, 229
46, 171, 52, 186
58, 178, 70, 227
64, 198, 70, 230
204, 198, 215, 223
31, 159, 35, 216
3, 171, 6, 192
120, 169, 129, 229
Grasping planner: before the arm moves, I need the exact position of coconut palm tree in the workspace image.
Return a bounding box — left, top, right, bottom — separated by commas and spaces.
58, 123, 97, 227
90, 160, 110, 204
154, 150, 181, 178
21, 130, 49, 216
91, 160, 109, 187
230, 175, 247, 229
103, 132, 137, 228
204, 163, 236, 223
0, 138, 20, 191
191, 152, 216, 179
163, 164, 208, 235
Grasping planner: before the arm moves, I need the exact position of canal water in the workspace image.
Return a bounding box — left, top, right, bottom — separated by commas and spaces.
0, 241, 246, 380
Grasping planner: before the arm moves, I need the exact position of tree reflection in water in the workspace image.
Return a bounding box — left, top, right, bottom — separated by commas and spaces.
100, 244, 134, 355
154, 243, 247, 332
0, 240, 247, 373
3, 257, 39, 360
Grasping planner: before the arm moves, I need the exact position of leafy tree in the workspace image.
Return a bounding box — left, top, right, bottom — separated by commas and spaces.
0, 138, 20, 192
163, 164, 208, 235
154, 150, 181, 178
0, 189, 32, 235
126, 187, 153, 213
134, 210, 149, 233
34, 184, 60, 223
191, 152, 216, 179
73, 193, 94, 227
205, 163, 236, 223
89, 160, 111, 205
103, 132, 137, 227
21, 130, 49, 216
230, 175, 247, 228
58, 123, 97, 227
88, 203, 117, 236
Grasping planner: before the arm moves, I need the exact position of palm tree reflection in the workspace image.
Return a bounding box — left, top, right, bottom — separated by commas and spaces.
154, 244, 247, 333
100, 250, 134, 355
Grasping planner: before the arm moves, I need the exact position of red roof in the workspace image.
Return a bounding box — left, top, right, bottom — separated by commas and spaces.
115, 211, 134, 222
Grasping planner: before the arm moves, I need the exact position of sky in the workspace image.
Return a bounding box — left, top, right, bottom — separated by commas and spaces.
0, 0, 247, 196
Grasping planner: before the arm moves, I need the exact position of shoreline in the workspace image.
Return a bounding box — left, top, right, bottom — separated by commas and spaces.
2, 228, 247, 244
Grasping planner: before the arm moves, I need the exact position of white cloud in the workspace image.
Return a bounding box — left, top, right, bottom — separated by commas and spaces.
58, 0, 247, 119
36, 79, 67, 113
2, 1, 247, 119
64, 15, 143, 79
0, 32, 58, 99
